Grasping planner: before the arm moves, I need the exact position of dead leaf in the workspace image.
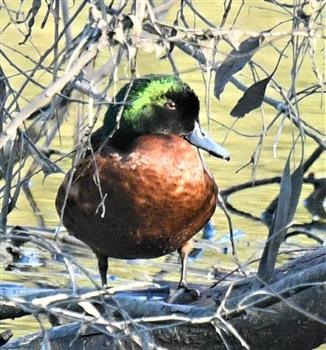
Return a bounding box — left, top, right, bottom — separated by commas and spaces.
230, 75, 272, 118
25, 135, 63, 177
214, 35, 263, 99
129, 14, 143, 39
160, 27, 177, 59
18, 0, 42, 45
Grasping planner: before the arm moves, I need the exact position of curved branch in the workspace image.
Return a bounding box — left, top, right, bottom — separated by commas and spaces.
0, 45, 100, 150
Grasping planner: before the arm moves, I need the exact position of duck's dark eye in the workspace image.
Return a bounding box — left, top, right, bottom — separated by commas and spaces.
165, 100, 176, 110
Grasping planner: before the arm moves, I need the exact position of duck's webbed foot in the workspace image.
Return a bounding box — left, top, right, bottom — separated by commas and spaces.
177, 282, 200, 298
169, 283, 200, 303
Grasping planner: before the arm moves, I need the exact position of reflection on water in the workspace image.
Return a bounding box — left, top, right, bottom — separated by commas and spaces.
1, 0, 325, 342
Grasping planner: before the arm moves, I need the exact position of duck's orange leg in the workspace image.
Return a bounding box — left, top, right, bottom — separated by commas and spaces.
167, 240, 199, 302
177, 240, 192, 289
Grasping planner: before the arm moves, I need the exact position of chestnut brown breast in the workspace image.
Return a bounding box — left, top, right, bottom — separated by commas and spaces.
56, 134, 217, 259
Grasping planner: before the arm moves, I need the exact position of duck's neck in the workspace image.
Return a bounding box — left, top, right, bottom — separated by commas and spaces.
96, 107, 135, 149
109, 130, 141, 149
92, 118, 140, 151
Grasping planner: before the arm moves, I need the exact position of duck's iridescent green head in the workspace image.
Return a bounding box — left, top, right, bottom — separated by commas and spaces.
103, 75, 199, 143
102, 75, 230, 160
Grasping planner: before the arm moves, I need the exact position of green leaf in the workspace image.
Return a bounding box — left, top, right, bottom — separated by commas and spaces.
258, 152, 303, 282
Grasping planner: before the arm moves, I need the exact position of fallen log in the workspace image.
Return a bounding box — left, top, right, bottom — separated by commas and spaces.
1, 248, 325, 349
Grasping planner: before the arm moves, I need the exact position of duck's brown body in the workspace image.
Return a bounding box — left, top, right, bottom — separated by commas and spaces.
56, 134, 217, 260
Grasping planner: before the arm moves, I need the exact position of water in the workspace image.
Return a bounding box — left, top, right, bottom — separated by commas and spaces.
0, 0, 325, 344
